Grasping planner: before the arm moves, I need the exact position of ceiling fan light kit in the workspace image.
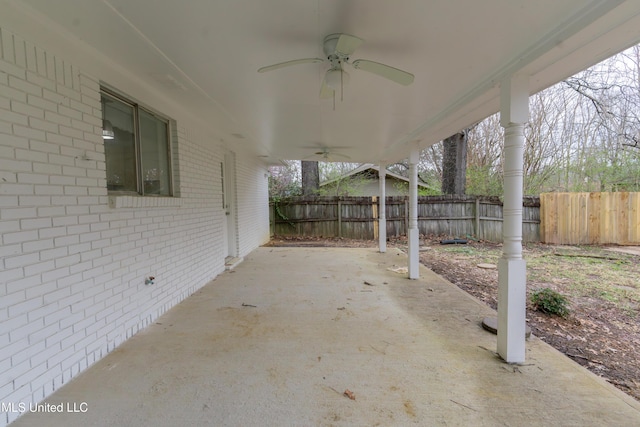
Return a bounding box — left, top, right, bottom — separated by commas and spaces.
258, 33, 414, 99
325, 68, 349, 89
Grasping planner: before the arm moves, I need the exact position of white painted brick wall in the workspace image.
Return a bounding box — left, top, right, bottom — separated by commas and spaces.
0, 26, 269, 427
235, 155, 271, 257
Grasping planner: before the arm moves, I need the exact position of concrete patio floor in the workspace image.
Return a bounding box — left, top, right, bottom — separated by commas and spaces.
10, 247, 640, 426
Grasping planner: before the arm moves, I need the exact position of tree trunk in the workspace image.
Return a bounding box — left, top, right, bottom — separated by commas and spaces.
301, 161, 320, 195
442, 131, 468, 195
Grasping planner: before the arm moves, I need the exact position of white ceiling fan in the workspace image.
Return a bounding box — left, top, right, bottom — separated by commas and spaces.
302, 145, 352, 162
258, 33, 414, 99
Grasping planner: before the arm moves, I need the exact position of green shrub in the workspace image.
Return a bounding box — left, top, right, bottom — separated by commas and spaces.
531, 288, 570, 317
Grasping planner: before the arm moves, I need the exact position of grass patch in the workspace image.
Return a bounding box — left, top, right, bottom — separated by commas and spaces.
436, 243, 640, 312
441, 245, 479, 255
526, 247, 640, 309
442, 245, 501, 264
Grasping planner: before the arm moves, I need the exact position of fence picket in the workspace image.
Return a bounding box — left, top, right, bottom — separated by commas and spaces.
539, 192, 640, 245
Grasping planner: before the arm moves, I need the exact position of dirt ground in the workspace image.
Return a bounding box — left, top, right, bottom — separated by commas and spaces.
266, 235, 640, 401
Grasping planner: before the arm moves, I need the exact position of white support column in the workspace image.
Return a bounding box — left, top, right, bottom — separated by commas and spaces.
408, 145, 420, 279
378, 163, 387, 253
498, 74, 529, 363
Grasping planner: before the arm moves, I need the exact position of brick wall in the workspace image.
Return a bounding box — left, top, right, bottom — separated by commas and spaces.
0, 27, 269, 426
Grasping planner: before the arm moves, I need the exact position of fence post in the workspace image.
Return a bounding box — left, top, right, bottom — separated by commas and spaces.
404, 198, 409, 235
337, 199, 342, 238
372, 196, 378, 240
271, 203, 275, 236
475, 197, 481, 239
378, 166, 387, 251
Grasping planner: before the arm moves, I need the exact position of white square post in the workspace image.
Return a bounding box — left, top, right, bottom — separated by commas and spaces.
408, 144, 420, 279
497, 74, 529, 363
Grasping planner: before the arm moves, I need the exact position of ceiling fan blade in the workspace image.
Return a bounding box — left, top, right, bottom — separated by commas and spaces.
336, 34, 364, 55
257, 58, 324, 73
319, 79, 334, 99
303, 152, 352, 162
302, 144, 353, 161
351, 59, 414, 85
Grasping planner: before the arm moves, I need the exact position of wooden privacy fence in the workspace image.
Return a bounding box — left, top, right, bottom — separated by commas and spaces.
270, 195, 540, 242
540, 192, 640, 245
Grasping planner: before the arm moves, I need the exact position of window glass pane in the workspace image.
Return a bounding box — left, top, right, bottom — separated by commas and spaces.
102, 95, 137, 192
139, 110, 170, 196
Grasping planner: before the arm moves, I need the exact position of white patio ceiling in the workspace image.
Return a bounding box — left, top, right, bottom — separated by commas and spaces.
3, 0, 640, 164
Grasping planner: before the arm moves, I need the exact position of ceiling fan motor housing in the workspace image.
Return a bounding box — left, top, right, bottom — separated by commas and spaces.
323, 34, 342, 57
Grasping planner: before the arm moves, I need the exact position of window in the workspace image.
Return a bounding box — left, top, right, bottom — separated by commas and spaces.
101, 89, 172, 196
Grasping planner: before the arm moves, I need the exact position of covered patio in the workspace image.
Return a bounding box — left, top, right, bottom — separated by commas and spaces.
4, 1, 640, 424
11, 247, 640, 426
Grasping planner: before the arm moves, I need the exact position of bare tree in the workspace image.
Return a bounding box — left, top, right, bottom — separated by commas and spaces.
268, 160, 301, 198
463, 44, 640, 194
559, 44, 640, 190
522, 92, 565, 194
466, 115, 504, 195
387, 146, 443, 192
